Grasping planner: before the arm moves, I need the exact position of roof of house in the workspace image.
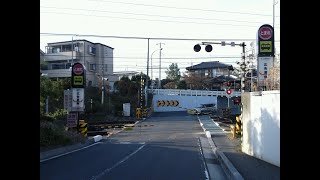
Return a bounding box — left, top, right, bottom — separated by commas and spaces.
47, 39, 114, 49
204, 75, 240, 84
186, 61, 231, 71
40, 49, 45, 55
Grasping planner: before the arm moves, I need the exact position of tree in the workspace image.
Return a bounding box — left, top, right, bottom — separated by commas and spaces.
177, 80, 187, 89
163, 82, 176, 89
165, 63, 181, 82
183, 72, 206, 90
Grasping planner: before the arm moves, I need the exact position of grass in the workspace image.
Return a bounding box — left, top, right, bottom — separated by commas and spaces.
40, 121, 86, 152
124, 127, 133, 131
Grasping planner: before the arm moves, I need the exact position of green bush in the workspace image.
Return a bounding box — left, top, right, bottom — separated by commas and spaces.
48, 109, 67, 120
40, 121, 86, 148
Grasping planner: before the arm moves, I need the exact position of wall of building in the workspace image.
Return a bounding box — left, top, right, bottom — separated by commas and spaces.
241, 90, 280, 167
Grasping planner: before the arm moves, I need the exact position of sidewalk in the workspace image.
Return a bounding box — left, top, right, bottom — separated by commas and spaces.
198, 115, 280, 180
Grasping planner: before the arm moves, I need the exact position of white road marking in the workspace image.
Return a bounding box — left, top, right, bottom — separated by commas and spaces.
40, 142, 103, 163
91, 143, 146, 180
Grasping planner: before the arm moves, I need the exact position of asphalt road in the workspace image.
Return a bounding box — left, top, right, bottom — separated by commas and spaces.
40, 111, 227, 180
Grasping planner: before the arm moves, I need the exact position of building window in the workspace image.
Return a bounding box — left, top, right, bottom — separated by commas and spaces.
89, 64, 96, 71
52, 47, 60, 53
264, 63, 267, 66
88, 46, 96, 55
66, 63, 72, 69
264, 67, 267, 70
51, 63, 66, 70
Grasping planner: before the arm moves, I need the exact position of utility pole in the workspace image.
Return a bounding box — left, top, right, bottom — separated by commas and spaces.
101, 64, 104, 105
156, 42, 165, 89
241, 42, 246, 93
145, 39, 150, 107
273, 0, 278, 90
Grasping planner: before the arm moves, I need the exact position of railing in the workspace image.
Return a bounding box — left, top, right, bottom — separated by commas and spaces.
147, 89, 241, 97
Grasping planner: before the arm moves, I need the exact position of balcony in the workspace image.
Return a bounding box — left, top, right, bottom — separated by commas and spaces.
44, 51, 80, 61
41, 69, 72, 78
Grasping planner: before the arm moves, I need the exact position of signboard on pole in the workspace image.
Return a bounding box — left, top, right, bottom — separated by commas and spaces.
67, 112, 78, 128
64, 90, 72, 112
71, 63, 85, 88
257, 56, 274, 86
257, 24, 275, 57
71, 88, 84, 112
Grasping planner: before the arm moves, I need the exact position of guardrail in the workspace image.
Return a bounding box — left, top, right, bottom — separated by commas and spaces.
147, 89, 241, 97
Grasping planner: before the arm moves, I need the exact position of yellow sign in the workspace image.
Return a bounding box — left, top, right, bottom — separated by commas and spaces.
73, 76, 84, 85
260, 41, 272, 53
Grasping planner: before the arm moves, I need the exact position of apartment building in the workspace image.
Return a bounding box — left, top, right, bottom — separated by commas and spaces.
41, 39, 117, 90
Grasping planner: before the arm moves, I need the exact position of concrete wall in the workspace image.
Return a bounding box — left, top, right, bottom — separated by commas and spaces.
241, 90, 280, 167
153, 95, 217, 112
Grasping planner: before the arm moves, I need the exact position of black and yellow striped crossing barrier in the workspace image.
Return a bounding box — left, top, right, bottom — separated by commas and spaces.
235, 116, 242, 135
230, 116, 242, 138
78, 120, 88, 137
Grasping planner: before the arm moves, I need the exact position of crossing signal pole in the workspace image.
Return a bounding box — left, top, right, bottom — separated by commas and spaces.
194, 41, 247, 92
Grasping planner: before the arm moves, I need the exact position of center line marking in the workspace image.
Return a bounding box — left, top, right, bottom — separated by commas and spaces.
91, 143, 146, 180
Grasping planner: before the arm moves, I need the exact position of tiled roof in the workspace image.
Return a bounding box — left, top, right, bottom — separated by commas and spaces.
186, 61, 231, 70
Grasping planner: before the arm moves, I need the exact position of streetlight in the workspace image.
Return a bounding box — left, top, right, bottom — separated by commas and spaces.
150, 48, 162, 88
156, 42, 165, 89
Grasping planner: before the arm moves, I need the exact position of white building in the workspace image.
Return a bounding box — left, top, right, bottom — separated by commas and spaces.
41, 39, 117, 91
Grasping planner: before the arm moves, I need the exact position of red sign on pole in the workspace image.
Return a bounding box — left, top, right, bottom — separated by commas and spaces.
67, 112, 78, 128
73, 63, 84, 75
259, 26, 273, 40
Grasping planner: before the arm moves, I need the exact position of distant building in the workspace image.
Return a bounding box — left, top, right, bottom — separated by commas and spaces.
113, 71, 140, 80
41, 39, 117, 90
185, 61, 238, 90
186, 61, 233, 78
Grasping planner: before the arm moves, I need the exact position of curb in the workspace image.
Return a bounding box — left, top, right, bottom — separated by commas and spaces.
40, 135, 102, 162
197, 116, 244, 180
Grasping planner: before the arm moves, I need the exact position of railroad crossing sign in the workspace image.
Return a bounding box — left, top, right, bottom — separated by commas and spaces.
157, 100, 179, 107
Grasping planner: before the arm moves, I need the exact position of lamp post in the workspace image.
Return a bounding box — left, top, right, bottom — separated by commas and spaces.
156, 43, 165, 89
150, 48, 162, 88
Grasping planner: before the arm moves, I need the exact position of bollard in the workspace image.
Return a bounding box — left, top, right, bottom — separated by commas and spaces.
235, 116, 242, 135
136, 108, 141, 119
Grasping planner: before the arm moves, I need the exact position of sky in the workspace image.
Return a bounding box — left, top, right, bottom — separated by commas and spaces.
40, 0, 280, 80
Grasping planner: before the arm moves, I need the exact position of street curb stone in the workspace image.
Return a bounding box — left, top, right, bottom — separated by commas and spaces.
40, 138, 95, 161
197, 115, 244, 180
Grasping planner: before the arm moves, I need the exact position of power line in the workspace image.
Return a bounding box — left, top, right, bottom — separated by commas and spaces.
40, 6, 275, 24
43, 54, 241, 59
88, 0, 280, 17
41, 11, 279, 28
41, 32, 280, 42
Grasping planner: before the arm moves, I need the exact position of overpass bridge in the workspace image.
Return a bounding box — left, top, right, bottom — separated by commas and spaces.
147, 89, 240, 112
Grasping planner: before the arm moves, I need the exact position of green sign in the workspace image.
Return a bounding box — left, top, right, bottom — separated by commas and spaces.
260, 41, 272, 53
73, 76, 84, 86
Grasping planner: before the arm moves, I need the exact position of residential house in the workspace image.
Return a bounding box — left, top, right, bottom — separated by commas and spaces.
41, 39, 117, 91
186, 61, 233, 78
185, 61, 238, 90
113, 71, 140, 80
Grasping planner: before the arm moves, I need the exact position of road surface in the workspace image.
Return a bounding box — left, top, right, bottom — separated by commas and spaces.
40, 111, 227, 180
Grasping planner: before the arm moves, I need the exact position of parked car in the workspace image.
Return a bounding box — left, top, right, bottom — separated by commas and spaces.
191, 103, 217, 115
